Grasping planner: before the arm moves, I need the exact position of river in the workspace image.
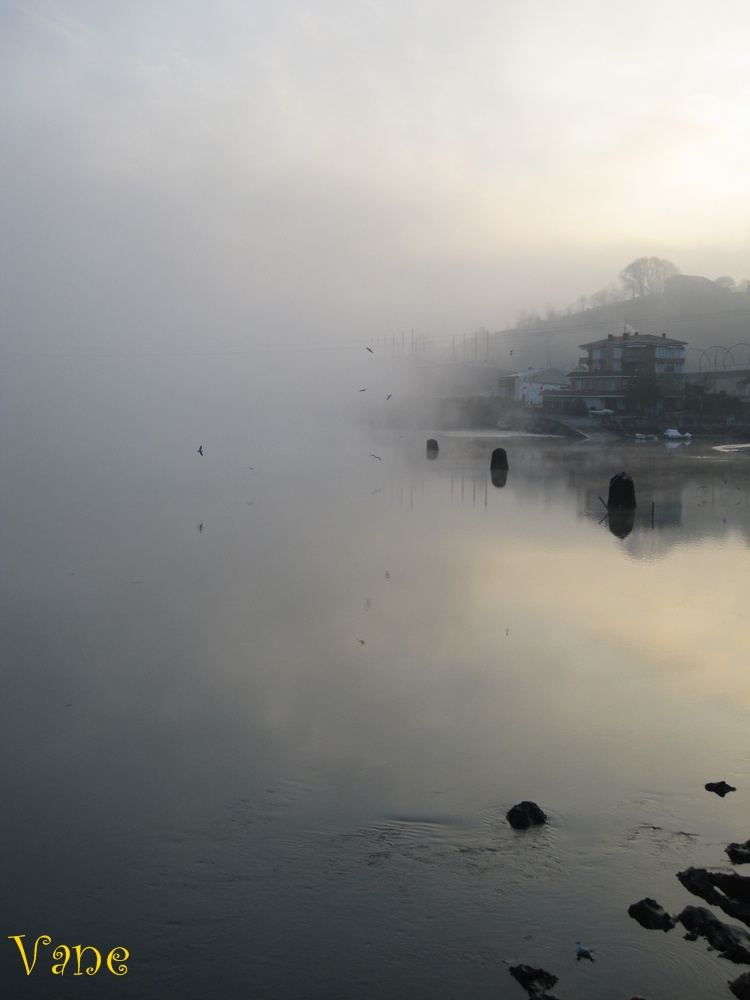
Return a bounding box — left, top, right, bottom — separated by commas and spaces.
3, 353, 750, 998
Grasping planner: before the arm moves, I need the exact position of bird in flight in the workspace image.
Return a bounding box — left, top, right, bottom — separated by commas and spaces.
359, 388, 366, 392
197, 445, 203, 456
370, 454, 381, 460
386, 394, 392, 400
366, 346, 373, 353
509, 350, 514, 356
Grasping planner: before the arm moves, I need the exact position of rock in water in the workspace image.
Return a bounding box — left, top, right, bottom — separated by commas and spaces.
677, 905, 750, 963
730, 970, 750, 999
506, 801, 547, 829
508, 963, 558, 996
628, 897, 675, 931
727, 840, 750, 865
706, 780, 736, 797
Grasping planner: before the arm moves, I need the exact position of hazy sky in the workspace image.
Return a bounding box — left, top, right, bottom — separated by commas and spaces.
2, 0, 749, 354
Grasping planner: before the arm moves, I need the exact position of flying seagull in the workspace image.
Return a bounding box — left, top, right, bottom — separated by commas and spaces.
366, 346, 373, 353
370, 454, 381, 460
386, 394, 392, 400
359, 388, 366, 392
197, 445, 203, 456
575, 941, 594, 962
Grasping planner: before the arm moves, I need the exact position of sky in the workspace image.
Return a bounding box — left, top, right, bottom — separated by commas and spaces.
2, 0, 749, 357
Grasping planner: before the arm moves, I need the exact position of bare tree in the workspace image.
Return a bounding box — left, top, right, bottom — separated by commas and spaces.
619, 257, 679, 298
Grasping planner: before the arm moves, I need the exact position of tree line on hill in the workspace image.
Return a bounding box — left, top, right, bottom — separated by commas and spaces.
515, 257, 750, 331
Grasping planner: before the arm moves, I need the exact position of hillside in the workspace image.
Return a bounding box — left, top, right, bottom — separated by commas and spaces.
487, 277, 750, 374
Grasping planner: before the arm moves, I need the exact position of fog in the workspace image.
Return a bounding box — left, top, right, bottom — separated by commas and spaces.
3, 1, 749, 377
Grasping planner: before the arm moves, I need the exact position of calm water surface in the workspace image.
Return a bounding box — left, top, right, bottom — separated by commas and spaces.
3, 358, 750, 998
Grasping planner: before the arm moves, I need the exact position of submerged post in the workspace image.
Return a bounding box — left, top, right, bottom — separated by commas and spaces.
607, 471, 636, 510
490, 447, 509, 470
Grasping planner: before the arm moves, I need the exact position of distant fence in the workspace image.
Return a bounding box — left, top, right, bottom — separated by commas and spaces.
685, 344, 750, 372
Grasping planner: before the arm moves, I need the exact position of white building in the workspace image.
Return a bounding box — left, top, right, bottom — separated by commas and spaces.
497, 367, 571, 406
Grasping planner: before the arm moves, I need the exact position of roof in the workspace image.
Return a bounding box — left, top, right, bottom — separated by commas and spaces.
580, 333, 687, 350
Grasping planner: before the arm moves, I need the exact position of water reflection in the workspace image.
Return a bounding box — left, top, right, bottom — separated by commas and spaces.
4, 422, 750, 999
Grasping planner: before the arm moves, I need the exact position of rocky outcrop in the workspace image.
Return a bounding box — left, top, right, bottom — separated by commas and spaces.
677, 868, 750, 927
628, 895, 750, 963
677, 906, 750, 964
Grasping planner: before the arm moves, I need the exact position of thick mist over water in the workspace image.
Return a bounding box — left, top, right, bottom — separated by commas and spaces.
3, 2, 750, 996
3, 354, 750, 998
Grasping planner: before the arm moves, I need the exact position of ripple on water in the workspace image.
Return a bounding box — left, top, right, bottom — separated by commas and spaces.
335, 807, 566, 888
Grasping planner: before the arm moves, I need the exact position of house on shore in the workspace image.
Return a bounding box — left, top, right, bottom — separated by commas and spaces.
496, 366, 570, 406
541, 331, 687, 414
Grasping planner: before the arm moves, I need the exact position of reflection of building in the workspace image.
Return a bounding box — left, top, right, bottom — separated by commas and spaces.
542, 332, 687, 413
496, 367, 570, 406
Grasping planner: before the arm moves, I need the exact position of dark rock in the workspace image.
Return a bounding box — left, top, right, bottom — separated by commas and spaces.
506, 801, 547, 830
706, 781, 737, 797
677, 867, 723, 905
677, 869, 750, 926
507, 963, 558, 997
628, 897, 675, 931
490, 447, 509, 470
730, 970, 750, 999
727, 841, 750, 865
607, 471, 636, 509
677, 905, 750, 963
712, 873, 750, 905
